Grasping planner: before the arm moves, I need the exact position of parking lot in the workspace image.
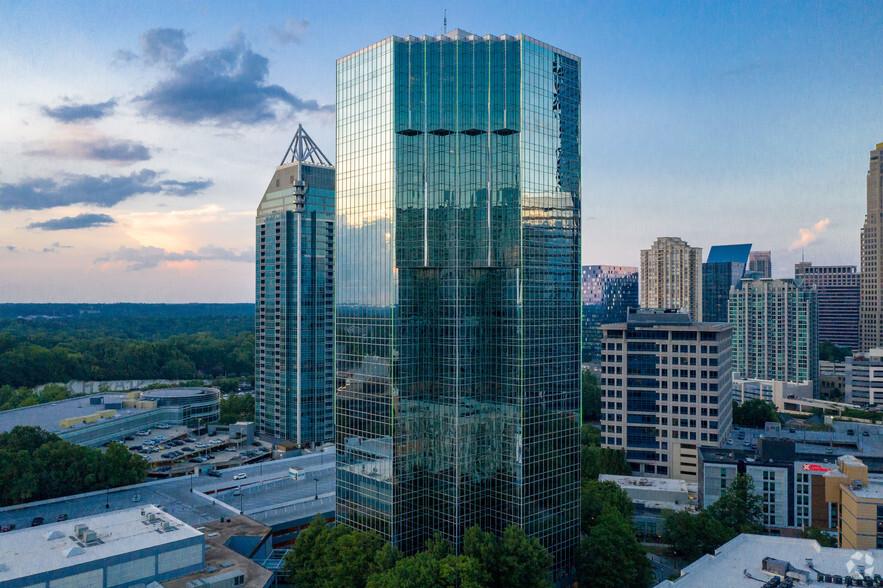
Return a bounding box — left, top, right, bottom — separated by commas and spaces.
108, 424, 272, 475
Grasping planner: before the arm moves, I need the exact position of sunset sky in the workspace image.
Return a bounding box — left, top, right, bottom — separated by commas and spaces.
1, 1, 880, 302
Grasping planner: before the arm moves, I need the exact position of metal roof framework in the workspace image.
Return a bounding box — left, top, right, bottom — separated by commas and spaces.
280, 124, 332, 167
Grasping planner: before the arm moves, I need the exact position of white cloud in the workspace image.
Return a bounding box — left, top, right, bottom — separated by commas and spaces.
790, 218, 830, 250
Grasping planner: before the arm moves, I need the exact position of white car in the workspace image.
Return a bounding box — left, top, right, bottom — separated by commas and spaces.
233, 473, 247, 481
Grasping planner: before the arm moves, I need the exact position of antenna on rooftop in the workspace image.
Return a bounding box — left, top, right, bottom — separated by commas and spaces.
444, 8, 447, 33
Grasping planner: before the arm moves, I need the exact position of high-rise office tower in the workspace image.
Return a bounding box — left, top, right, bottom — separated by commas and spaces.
255, 125, 335, 444
335, 31, 581, 576
600, 309, 733, 481
728, 278, 819, 390
795, 262, 859, 350
702, 244, 751, 323
581, 265, 638, 363
640, 237, 703, 321
861, 142, 883, 351
748, 250, 772, 279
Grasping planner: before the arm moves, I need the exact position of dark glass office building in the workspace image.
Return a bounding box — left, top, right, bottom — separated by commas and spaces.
581, 266, 638, 363
255, 126, 335, 444
335, 30, 581, 577
702, 243, 751, 323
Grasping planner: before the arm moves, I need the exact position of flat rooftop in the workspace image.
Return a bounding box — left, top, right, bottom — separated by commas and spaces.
599, 475, 696, 494
715, 422, 883, 466
163, 516, 273, 588
0, 393, 152, 434
655, 534, 883, 587
0, 451, 334, 531
0, 505, 201, 583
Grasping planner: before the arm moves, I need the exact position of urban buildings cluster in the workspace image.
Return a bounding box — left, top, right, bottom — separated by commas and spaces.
3, 24, 882, 588
249, 27, 883, 580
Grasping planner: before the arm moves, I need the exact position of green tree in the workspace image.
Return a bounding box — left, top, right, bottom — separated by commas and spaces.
732, 399, 781, 428
582, 445, 631, 480
282, 517, 400, 588
0, 426, 148, 506
581, 479, 635, 534
581, 424, 602, 447
582, 370, 602, 422
706, 473, 764, 534
662, 510, 733, 562
819, 340, 849, 362
802, 526, 837, 547
367, 551, 485, 588
579, 507, 653, 588
463, 525, 552, 588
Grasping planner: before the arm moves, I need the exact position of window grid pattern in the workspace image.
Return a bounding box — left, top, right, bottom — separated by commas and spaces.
335, 34, 580, 578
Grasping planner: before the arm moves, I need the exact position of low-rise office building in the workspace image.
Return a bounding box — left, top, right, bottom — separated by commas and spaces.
820, 455, 883, 550
0, 388, 220, 447
0, 505, 203, 588
598, 474, 698, 537
655, 533, 882, 588
700, 423, 883, 534
600, 308, 733, 481
846, 349, 883, 406
732, 378, 814, 411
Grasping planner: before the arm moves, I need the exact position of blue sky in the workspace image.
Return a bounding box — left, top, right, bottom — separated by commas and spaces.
0, 1, 879, 302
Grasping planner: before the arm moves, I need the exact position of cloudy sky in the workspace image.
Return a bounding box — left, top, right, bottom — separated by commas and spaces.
0, 1, 879, 302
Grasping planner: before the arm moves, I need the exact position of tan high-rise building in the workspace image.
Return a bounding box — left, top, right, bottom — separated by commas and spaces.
860, 142, 883, 351
640, 236, 703, 321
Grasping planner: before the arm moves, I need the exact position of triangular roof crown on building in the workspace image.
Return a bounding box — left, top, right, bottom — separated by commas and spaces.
280, 124, 332, 167
707, 244, 752, 265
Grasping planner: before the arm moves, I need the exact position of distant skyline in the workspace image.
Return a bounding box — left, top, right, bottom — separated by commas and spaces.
1, 1, 879, 302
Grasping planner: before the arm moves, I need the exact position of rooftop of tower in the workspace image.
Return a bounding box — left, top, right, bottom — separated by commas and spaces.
337, 31, 579, 65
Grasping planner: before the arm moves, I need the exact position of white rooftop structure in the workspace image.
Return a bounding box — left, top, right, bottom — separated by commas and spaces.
599, 474, 698, 511
655, 534, 883, 587
0, 505, 203, 586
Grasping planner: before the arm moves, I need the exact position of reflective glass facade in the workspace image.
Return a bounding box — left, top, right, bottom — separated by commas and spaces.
335, 31, 580, 576
256, 160, 335, 444
581, 266, 638, 362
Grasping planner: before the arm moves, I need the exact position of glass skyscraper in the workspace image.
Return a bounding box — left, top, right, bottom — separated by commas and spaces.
701, 243, 751, 323
335, 30, 581, 577
581, 265, 638, 363
255, 125, 335, 444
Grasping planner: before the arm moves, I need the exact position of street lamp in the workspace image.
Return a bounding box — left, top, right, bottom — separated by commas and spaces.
105, 487, 110, 509
314, 476, 319, 500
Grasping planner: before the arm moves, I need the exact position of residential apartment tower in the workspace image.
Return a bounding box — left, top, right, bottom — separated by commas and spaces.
640, 237, 703, 321
255, 126, 335, 444
861, 142, 883, 351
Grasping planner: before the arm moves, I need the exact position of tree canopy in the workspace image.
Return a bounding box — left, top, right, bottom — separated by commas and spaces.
0, 426, 149, 506
283, 518, 553, 588
663, 473, 763, 563
582, 370, 602, 423
732, 399, 781, 428
579, 507, 654, 588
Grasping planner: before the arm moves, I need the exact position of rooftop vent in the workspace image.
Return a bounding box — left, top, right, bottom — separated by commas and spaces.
44, 530, 65, 541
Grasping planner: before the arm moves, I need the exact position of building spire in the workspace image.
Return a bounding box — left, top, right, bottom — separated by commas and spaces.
280, 124, 332, 166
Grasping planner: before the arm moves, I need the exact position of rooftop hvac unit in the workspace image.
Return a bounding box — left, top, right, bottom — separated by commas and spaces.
146, 512, 157, 522
73, 523, 88, 536
162, 521, 174, 532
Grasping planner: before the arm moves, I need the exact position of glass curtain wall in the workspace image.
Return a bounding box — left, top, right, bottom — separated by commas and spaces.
335, 33, 580, 577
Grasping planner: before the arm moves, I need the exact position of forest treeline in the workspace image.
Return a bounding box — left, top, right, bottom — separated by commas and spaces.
0, 308, 255, 388
0, 331, 254, 388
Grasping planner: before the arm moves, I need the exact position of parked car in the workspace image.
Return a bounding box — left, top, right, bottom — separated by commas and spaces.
233, 473, 247, 480
185, 437, 197, 443
1, 524, 15, 533
207, 470, 222, 478
137, 430, 150, 436
863, 431, 870, 437
31, 517, 44, 527
56, 513, 68, 522
225, 447, 237, 452
232, 487, 242, 496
